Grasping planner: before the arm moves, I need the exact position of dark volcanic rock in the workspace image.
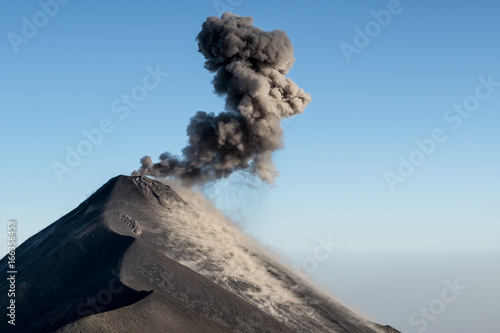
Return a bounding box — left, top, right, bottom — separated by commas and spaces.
0, 175, 400, 333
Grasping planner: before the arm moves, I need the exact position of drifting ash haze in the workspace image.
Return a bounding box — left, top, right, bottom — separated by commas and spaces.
0, 176, 400, 332
133, 12, 312, 185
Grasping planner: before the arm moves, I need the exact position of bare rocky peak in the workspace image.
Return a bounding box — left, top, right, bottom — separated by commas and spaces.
0, 175, 400, 333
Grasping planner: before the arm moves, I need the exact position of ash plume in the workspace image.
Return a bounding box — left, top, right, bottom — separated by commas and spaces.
133, 12, 311, 185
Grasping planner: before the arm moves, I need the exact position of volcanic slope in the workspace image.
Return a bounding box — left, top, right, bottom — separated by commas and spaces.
0, 175, 400, 333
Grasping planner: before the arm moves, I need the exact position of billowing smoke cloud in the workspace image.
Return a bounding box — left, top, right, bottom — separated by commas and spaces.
133, 12, 311, 185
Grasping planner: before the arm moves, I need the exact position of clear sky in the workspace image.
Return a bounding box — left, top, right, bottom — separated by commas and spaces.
1, 0, 499, 332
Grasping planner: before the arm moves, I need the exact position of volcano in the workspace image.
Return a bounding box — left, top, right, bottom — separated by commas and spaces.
0, 175, 400, 333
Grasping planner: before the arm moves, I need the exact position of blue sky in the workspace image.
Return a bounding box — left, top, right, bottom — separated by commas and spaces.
1, 0, 499, 331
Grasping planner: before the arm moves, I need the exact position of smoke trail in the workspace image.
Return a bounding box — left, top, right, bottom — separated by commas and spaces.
133, 12, 311, 185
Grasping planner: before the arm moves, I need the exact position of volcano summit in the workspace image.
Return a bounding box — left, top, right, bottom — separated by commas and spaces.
0, 175, 399, 333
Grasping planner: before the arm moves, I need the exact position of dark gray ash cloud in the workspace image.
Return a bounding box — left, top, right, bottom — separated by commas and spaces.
133, 12, 311, 186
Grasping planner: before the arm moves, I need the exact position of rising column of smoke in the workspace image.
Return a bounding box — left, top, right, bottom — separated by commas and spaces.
133, 12, 311, 186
